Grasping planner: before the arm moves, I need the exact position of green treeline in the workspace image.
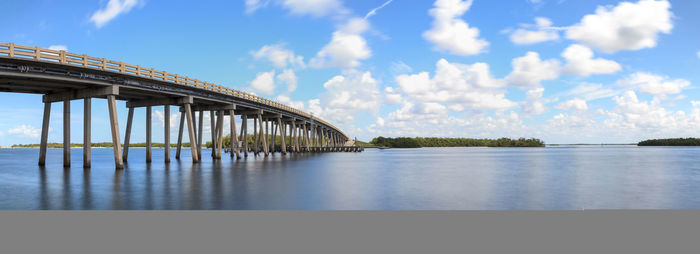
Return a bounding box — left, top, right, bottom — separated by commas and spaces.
638, 138, 700, 146
369, 137, 545, 148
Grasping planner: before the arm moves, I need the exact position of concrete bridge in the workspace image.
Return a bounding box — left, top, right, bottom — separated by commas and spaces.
0, 42, 361, 169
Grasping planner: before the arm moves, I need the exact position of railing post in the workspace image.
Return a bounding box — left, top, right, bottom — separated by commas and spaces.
8, 42, 14, 57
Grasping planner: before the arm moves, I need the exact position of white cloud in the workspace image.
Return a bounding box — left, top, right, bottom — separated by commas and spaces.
565, 0, 673, 53
562, 44, 621, 76
617, 72, 690, 95
521, 88, 547, 115
505, 52, 560, 87
250, 70, 276, 95
276, 94, 306, 110
384, 87, 402, 105
310, 18, 371, 69
392, 59, 516, 112
8, 125, 41, 138
423, 0, 489, 56
508, 17, 560, 45
364, 0, 394, 20
697, 51, 700, 59
245, 0, 270, 14
559, 83, 618, 101
281, 0, 346, 17
556, 98, 589, 111
251, 44, 305, 69
48, 45, 68, 51
276, 69, 298, 92
90, 0, 141, 28
390, 61, 413, 75
319, 72, 381, 126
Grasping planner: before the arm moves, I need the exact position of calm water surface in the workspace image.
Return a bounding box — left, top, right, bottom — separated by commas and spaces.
1, 146, 700, 210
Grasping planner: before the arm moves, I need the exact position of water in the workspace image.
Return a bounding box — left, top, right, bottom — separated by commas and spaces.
1, 146, 700, 210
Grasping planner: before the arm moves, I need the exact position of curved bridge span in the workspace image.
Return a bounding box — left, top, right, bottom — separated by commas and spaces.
0, 43, 359, 169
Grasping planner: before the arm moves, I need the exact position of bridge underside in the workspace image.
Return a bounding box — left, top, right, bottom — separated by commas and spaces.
0, 57, 360, 169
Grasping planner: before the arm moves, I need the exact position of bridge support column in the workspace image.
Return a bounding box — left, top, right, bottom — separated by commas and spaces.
146, 106, 152, 163
270, 119, 276, 153
210, 111, 217, 159
258, 114, 268, 156
278, 118, 286, 155
291, 120, 297, 153
217, 110, 224, 159
197, 110, 203, 161
176, 110, 184, 160
265, 118, 271, 154
83, 98, 91, 168
184, 103, 199, 163
253, 115, 259, 156
123, 107, 134, 162
164, 105, 170, 163
230, 109, 241, 159
63, 98, 70, 167
107, 95, 124, 169
242, 115, 248, 157
38, 102, 51, 166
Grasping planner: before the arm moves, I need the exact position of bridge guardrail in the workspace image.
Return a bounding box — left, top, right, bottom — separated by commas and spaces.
0, 42, 347, 139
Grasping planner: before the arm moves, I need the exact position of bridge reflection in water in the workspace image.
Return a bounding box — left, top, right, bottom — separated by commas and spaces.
0, 43, 361, 169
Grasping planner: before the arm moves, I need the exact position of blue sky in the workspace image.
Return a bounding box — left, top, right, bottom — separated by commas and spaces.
1, 0, 700, 145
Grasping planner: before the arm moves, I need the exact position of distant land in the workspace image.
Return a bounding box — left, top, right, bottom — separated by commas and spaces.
638, 138, 700, 146
363, 137, 545, 148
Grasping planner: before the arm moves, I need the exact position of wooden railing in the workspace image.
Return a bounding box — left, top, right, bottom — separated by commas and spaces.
0, 42, 347, 138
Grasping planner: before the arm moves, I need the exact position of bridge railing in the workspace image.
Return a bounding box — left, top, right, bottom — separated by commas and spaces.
0, 42, 347, 139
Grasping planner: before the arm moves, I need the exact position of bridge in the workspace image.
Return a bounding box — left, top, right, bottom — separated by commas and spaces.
0, 42, 361, 169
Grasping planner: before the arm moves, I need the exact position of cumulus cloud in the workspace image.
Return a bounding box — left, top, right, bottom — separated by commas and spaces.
48, 45, 68, 51
310, 18, 371, 69
319, 72, 381, 125
562, 44, 621, 76
556, 98, 589, 111
90, 0, 141, 28
250, 70, 276, 95
423, 0, 489, 56
559, 83, 619, 101
276, 69, 298, 92
616, 72, 690, 95
276, 94, 306, 110
392, 59, 516, 111
521, 88, 547, 115
245, 0, 271, 14
251, 44, 305, 69
508, 17, 560, 45
565, 0, 673, 53
8, 125, 41, 138
505, 52, 560, 87
281, 0, 347, 17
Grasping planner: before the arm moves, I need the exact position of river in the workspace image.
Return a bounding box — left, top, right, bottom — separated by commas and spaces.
1, 146, 699, 209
